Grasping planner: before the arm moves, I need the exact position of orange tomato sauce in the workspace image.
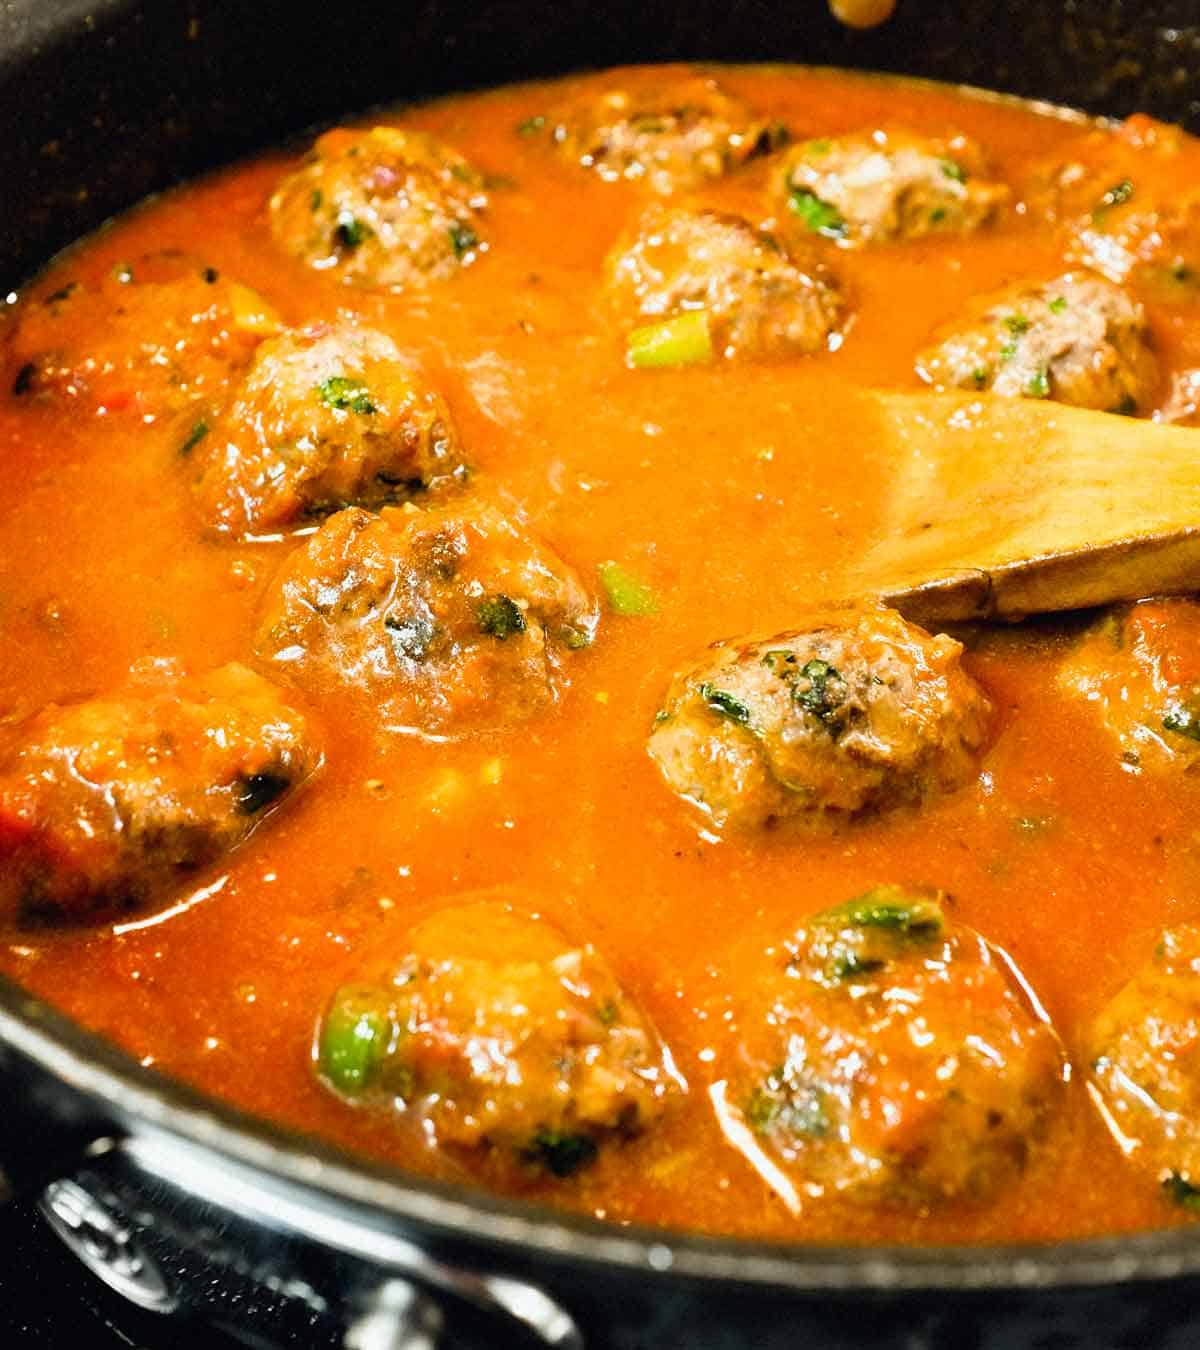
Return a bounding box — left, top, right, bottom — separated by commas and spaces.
2, 63, 1200, 1245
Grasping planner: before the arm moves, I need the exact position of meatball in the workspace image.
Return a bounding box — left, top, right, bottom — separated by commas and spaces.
1057, 599, 1200, 773
718, 887, 1065, 1207
915, 272, 1159, 413
605, 206, 844, 363
648, 607, 991, 830
774, 129, 1008, 247
5, 253, 280, 421
1022, 116, 1200, 293
191, 321, 465, 536
538, 74, 786, 194
256, 503, 598, 735
0, 663, 320, 921
268, 127, 488, 289
1088, 923, 1200, 1213
315, 903, 680, 1176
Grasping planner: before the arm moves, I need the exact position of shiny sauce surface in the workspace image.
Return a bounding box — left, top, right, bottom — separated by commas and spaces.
2, 64, 1200, 1245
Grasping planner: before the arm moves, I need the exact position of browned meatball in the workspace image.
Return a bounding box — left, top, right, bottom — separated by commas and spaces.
256, 503, 597, 735
605, 206, 844, 362
538, 74, 786, 194
0, 664, 320, 921
1057, 599, 1200, 773
5, 253, 280, 422
774, 129, 1008, 247
915, 272, 1158, 413
648, 607, 991, 830
1087, 923, 1200, 1214
269, 127, 488, 289
315, 902, 681, 1176
718, 887, 1065, 1208
191, 321, 465, 536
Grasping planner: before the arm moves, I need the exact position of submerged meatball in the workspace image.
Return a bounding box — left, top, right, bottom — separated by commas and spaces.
606, 206, 844, 362
1057, 599, 1200, 773
774, 129, 1008, 247
256, 503, 597, 735
315, 903, 680, 1176
191, 321, 465, 536
4, 254, 280, 420
915, 273, 1158, 413
269, 127, 488, 289
1023, 116, 1200, 294
540, 75, 786, 194
648, 607, 991, 830
0, 664, 319, 921
1088, 923, 1200, 1214
718, 887, 1064, 1207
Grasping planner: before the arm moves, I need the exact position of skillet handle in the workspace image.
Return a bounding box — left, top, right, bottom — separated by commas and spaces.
0, 1039, 120, 1207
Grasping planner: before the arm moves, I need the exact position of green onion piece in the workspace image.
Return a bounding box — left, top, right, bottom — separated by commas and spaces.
598, 560, 658, 616
627, 311, 714, 369
318, 987, 391, 1094
318, 376, 376, 415
787, 188, 848, 239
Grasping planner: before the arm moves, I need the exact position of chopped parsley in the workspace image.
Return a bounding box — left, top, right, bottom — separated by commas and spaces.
820, 886, 946, 936
699, 683, 753, 726
940, 158, 967, 182
521, 1127, 598, 1178
318, 376, 376, 415
1026, 365, 1051, 398
1004, 313, 1031, 336
795, 658, 843, 722
476, 594, 527, 639
448, 221, 480, 258
179, 419, 210, 456
788, 187, 848, 239
334, 211, 370, 249
1048, 295, 1068, 314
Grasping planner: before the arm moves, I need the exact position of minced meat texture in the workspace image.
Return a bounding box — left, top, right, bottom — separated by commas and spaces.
191, 320, 466, 536
1088, 923, 1200, 1211
915, 272, 1159, 413
722, 887, 1065, 1207
0, 663, 320, 920
269, 126, 488, 289
606, 206, 844, 361
648, 606, 991, 830
774, 128, 1008, 247
256, 502, 598, 735
4, 252, 280, 419
315, 902, 681, 1177
1057, 599, 1200, 772
540, 74, 786, 194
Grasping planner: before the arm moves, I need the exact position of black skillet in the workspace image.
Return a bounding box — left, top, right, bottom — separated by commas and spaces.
3, 2, 1200, 1345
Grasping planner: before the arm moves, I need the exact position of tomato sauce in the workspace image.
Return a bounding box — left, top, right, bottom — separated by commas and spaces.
2, 63, 1200, 1245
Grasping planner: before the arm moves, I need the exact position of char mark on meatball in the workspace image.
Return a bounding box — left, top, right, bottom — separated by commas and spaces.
719, 886, 1065, 1208
606, 206, 845, 364
533, 74, 786, 194
191, 320, 466, 536
1057, 598, 1200, 772
916, 272, 1158, 413
774, 128, 1008, 248
648, 606, 991, 830
0, 663, 320, 921
315, 902, 681, 1177
256, 502, 598, 736
269, 127, 488, 290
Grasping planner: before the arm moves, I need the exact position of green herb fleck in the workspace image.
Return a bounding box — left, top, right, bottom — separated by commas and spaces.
795, 658, 843, 722
805, 138, 832, 156
448, 221, 480, 258
972, 366, 991, 388
517, 115, 547, 136
1048, 296, 1068, 314
940, 158, 967, 183
1164, 1171, 1200, 1212
596, 999, 618, 1027
521, 1127, 598, 1178
318, 376, 376, 415
1004, 313, 1031, 336
179, 419, 210, 456
310, 188, 323, 212
334, 211, 370, 249
598, 560, 658, 616
819, 886, 946, 937
476, 594, 527, 639
699, 683, 753, 726
1092, 178, 1134, 222
627, 310, 714, 369
1163, 705, 1200, 742
1026, 365, 1051, 398
929, 207, 948, 224
788, 188, 848, 239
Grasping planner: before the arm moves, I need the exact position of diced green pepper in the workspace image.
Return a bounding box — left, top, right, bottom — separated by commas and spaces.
318, 986, 392, 1094
627, 310, 714, 369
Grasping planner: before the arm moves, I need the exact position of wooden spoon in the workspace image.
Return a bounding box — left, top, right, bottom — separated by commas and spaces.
852, 391, 1200, 624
